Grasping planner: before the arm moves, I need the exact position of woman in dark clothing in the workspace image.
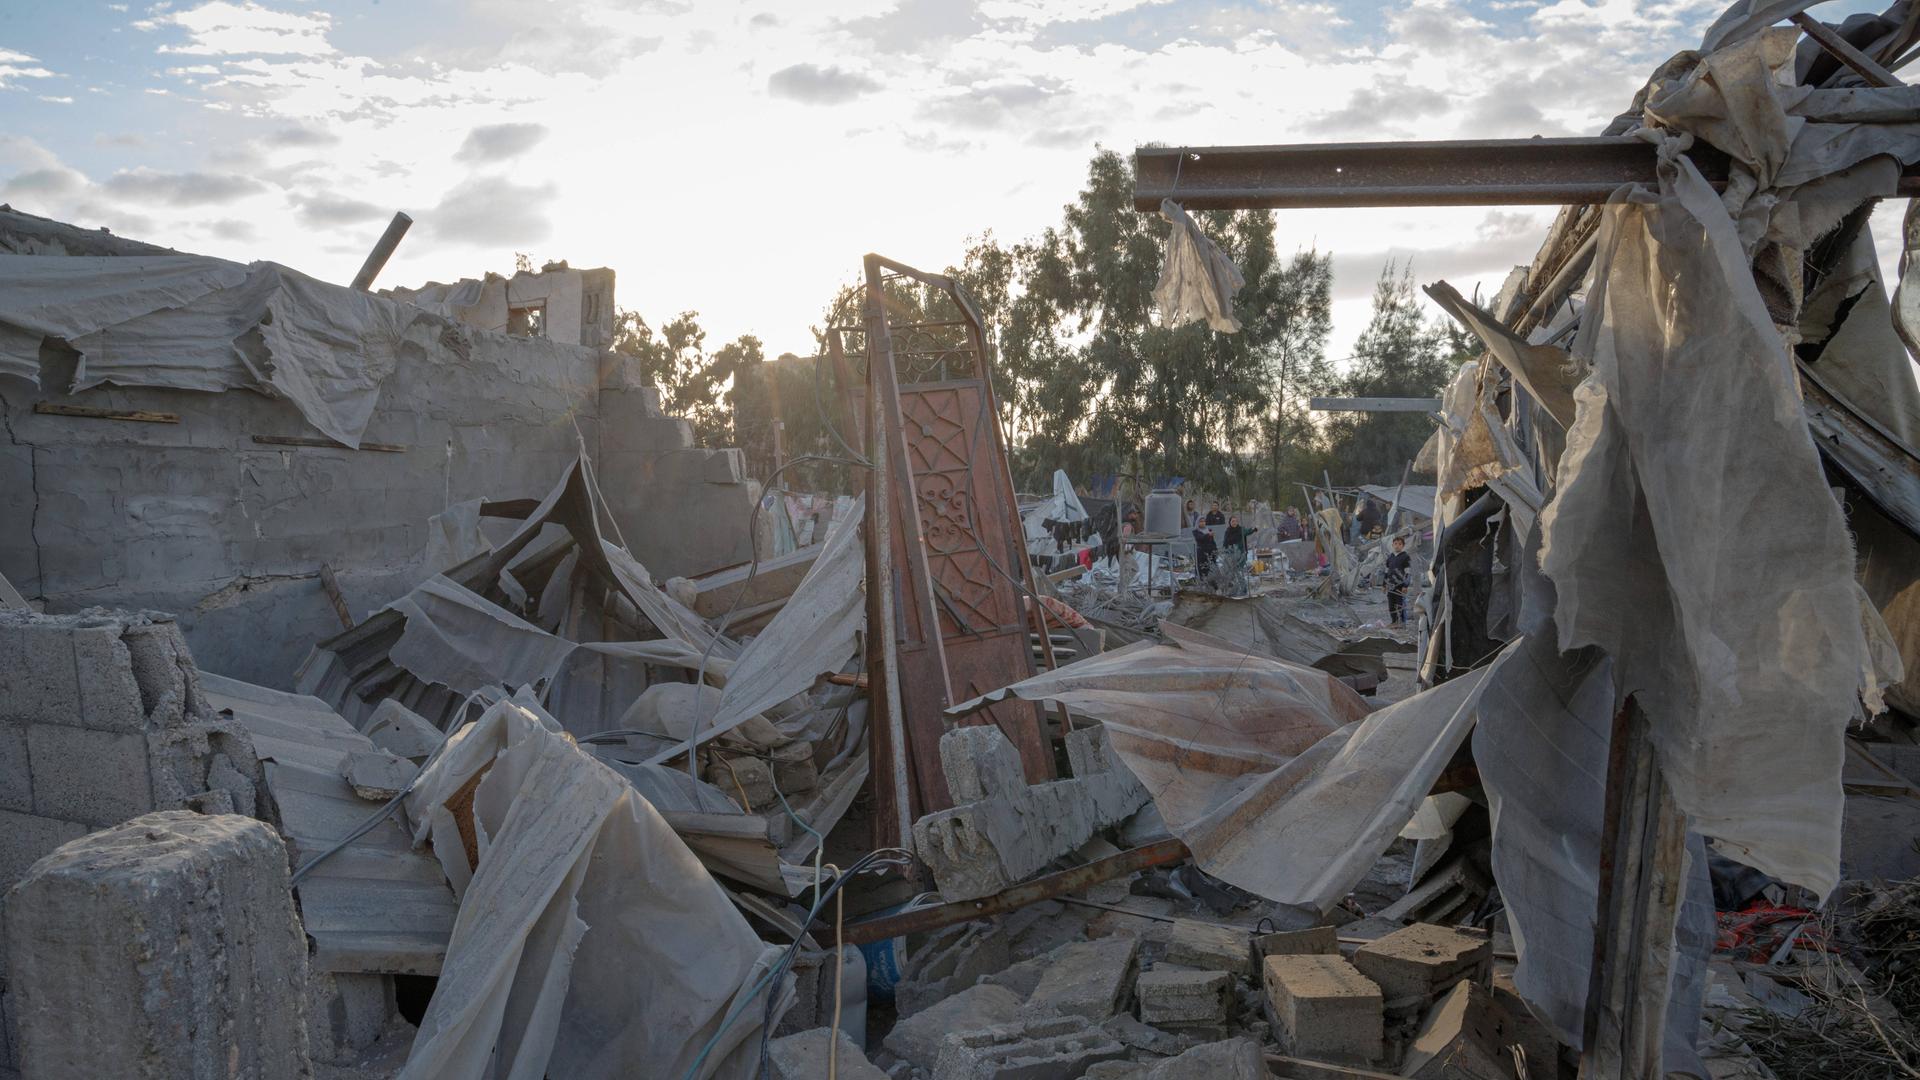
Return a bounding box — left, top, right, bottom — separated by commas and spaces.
1224, 514, 1247, 553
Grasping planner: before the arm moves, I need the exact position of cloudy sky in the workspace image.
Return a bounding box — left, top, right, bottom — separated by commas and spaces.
0, 0, 1902, 363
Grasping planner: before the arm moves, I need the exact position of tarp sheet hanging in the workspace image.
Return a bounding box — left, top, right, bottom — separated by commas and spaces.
1154, 199, 1244, 333
399, 700, 787, 1078
0, 254, 437, 447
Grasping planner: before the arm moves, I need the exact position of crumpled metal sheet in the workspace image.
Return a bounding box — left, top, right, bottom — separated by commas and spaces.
951, 634, 1492, 914
1154, 199, 1244, 333
400, 700, 788, 1079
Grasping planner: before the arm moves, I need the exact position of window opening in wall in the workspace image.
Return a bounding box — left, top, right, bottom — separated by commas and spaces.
507, 302, 547, 338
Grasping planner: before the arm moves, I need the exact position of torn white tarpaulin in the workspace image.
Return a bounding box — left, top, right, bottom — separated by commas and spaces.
399, 699, 789, 1079
954, 633, 1493, 913
644, 497, 865, 763
1024, 468, 1091, 544
1426, 280, 1580, 428
1540, 131, 1889, 899
0, 254, 437, 447
1154, 199, 1244, 333
1475, 525, 1717, 1076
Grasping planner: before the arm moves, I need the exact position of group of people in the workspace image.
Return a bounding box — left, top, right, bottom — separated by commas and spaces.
1184, 499, 1248, 575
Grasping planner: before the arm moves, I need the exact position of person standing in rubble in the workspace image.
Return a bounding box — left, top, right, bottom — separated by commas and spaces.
1184, 498, 1199, 529
1204, 501, 1226, 527
1384, 535, 1412, 625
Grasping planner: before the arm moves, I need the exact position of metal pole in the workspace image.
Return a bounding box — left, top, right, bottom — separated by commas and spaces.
349, 212, 412, 291
863, 270, 915, 852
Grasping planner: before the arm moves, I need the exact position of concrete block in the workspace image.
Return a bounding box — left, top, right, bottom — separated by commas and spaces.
1136, 968, 1230, 1026
0, 724, 29, 815
1262, 954, 1383, 1065
932, 1013, 1127, 1080
1027, 934, 1138, 1020
1164, 918, 1253, 976
883, 983, 1024, 1068
5, 812, 311, 1078
118, 618, 200, 730
706, 752, 774, 810
0, 810, 87, 898
914, 725, 1150, 901
25, 724, 153, 828
942, 724, 1027, 803
1351, 923, 1491, 1008
768, 1026, 888, 1080
772, 740, 819, 795
341, 749, 414, 801
1137, 1037, 1266, 1080
1101, 1012, 1206, 1058
1401, 981, 1516, 1080
1255, 924, 1338, 959
69, 623, 147, 733
0, 618, 79, 726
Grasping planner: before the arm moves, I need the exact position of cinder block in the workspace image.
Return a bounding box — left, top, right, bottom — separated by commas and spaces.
1136, 968, 1230, 1026
5, 812, 311, 1078
1164, 919, 1253, 976
305, 971, 396, 1066
1027, 934, 1139, 1020
118, 619, 200, 730
1254, 924, 1338, 959
1490, 970, 1563, 1076
68, 624, 146, 733
1138, 1037, 1266, 1080
1263, 954, 1384, 1065
0, 810, 87, 893
26, 725, 153, 828
705, 753, 773, 810
899, 921, 1013, 1017
0, 619, 78, 726
932, 1013, 1127, 1080
1351, 923, 1491, 1008
0, 723, 30, 815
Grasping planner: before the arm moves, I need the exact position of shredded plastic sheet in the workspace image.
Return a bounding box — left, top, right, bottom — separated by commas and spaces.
641, 497, 865, 764
1426, 281, 1579, 428
1474, 527, 1716, 1077
1154, 199, 1244, 333
960, 632, 1491, 914
399, 700, 787, 1079
0, 254, 437, 447
1541, 135, 1883, 898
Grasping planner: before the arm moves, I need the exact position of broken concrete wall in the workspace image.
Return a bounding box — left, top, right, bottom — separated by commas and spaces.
386, 264, 617, 348
0, 211, 760, 683
0, 608, 264, 1075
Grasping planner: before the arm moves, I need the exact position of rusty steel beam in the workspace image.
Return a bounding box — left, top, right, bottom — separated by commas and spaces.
1133, 138, 1920, 210
833, 838, 1190, 946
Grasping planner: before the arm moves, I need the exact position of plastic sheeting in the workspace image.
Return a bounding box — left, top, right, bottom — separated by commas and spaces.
1154, 199, 1244, 333
642, 497, 865, 764
0, 254, 437, 447
963, 632, 1491, 915
1023, 468, 1090, 543
399, 700, 787, 1079
1542, 133, 1884, 898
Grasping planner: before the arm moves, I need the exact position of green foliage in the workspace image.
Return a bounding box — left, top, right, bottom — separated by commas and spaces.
610, 310, 763, 448
1321, 262, 1462, 485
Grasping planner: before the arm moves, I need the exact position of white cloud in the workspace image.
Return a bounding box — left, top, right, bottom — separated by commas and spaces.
0, 48, 55, 89
138, 1, 334, 58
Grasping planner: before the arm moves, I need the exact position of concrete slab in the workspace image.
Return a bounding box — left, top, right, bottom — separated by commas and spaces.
1026, 934, 1139, 1020
883, 983, 1025, 1069
1164, 918, 1254, 976
1400, 981, 1515, 1080
1350, 923, 1491, 1008
1137, 1037, 1267, 1080
1255, 925, 1338, 959
768, 1026, 888, 1080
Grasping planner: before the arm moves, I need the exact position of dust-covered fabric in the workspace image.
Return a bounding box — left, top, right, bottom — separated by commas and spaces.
1154, 199, 1244, 333
400, 700, 787, 1079
1539, 135, 1881, 898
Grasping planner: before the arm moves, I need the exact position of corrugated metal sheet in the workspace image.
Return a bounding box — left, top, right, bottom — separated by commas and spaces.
202, 672, 457, 975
